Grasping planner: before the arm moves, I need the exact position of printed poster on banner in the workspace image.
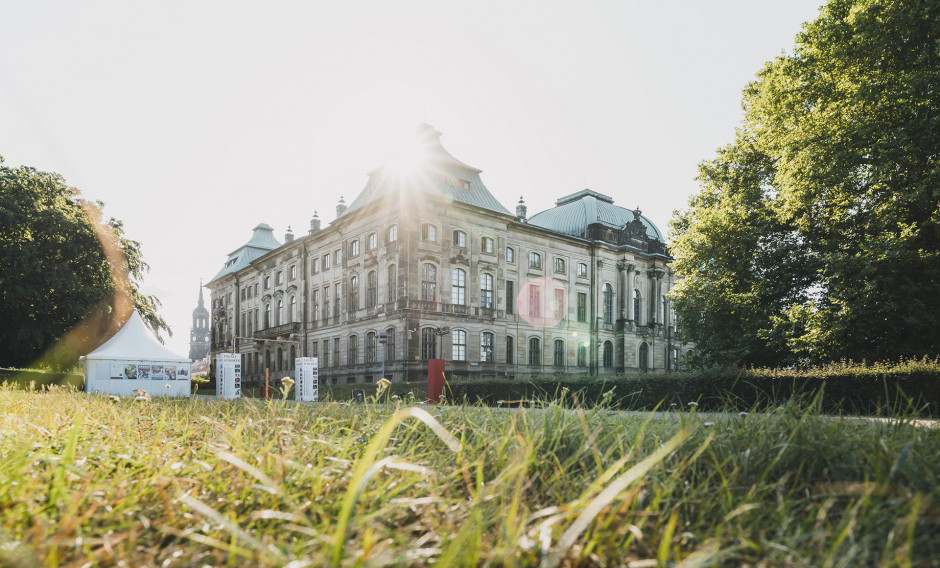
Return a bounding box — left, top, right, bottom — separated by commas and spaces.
216, 353, 242, 399
295, 357, 319, 402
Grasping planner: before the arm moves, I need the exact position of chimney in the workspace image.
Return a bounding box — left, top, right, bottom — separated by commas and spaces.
309, 211, 321, 234
336, 196, 347, 217
516, 196, 527, 221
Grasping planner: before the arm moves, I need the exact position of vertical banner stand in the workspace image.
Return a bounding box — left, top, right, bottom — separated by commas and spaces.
428, 359, 445, 403
295, 357, 319, 402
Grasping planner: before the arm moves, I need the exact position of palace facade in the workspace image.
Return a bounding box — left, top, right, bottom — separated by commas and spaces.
206, 125, 688, 384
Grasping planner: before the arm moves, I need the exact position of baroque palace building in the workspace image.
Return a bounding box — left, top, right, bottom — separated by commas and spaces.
206, 125, 688, 384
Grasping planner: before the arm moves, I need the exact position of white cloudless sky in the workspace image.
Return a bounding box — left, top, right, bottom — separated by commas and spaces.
1, 0, 824, 357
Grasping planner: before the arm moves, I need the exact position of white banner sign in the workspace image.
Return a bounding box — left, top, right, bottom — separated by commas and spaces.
217, 353, 242, 399
295, 357, 319, 402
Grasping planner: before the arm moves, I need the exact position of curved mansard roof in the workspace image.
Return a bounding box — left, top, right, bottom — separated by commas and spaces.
207, 223, 281, 285
527, 189, 664, 241
340, 124, 513, 219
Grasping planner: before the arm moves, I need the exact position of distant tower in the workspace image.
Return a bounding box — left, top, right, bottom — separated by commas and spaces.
189, 282, 210, 361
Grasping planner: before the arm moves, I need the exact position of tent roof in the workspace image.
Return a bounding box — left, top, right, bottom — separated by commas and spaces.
85, 311, 190, 362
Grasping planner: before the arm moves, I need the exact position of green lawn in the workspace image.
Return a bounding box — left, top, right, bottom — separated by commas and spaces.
0, 385, 938, 566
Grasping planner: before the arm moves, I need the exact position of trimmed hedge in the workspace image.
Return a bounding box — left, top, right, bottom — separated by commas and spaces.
320, 358, 940, 417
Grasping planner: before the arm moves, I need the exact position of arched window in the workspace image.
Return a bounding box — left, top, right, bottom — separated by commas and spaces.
577, 342, 587, 367
348, 334, 359, 365
506, 247, 515, 263
421, 328, 436, 360
633, 289, 641, 323
276, 347, 283, 371
366, 332, 376, 362
453, 230, 467, 248
349, 276, 359, 311
421, 264, 437, 302
603, 284, 614, 324
451, 268, 466, 305
385, 328, 396, 362
367, 233, 377, 251
276, 271, 283, 285
289, 346, 295, 369
387, 264, 397, 302
349, 239, 360, 257
528, 252, 542, 270
639, 342, 649, 372
603, 341, 614, 368
528, 337, 541, 366
289, 295, 296, 322
276, 299, 283, 326
387, 224, 398, 243
481, 332, 494, 362
367, 270, 377, 308
264, 304, 271, 328
480, 273, 494, 309
452, 329, 467, 361
264, 350, 271, 372
554, 339, 565, 367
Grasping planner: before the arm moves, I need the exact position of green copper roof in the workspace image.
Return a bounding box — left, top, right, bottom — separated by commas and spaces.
527, 190, 664, 241
208, 223, 281, 284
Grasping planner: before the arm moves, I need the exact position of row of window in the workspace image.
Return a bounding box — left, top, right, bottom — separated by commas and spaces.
243, 269, 669, 331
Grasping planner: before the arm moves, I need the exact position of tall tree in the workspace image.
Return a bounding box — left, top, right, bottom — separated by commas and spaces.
671, 0, 940, 366
0, 157, 169, 369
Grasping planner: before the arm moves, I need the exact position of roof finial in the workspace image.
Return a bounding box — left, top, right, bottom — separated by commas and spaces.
309, 211, 321, 234
516, 196, 527, 221
336, 196, 347, 217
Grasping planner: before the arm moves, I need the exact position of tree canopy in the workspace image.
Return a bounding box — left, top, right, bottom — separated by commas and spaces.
670, 0, 940, 367
0, 157, 169, 369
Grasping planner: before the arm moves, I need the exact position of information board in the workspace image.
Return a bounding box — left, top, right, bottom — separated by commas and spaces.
217, 353, 242, 399
295, 357, 319, 402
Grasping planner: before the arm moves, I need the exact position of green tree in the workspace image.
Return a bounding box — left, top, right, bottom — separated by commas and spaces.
671, 0, 940, 367
0, 157, 170, 369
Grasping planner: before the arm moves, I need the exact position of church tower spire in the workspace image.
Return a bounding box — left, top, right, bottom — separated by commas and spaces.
189, 281, 210, 361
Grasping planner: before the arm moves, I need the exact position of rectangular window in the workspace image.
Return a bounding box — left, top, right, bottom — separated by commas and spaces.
506, 336, 514, 364
290, 265, 297, 280
528, 285, 541, 319
322, 340, 330, 367
312, 258, 320, 274
577, 292, 587, 322
453, 230, 467, 248
554, 288, 566, 321
506, 281, 514, 314
367, 233, 376, 251
480, 273, 494, 309
311, 289, 319, 321
333, 338, 341, 368
481, 237, 494, 254
323, 254, 331, 270
506, 247, 515, 263
554, 258, 566, 274
349, 240, 360, 257
577, 262, 587, 278
554, 340, 565, 367
422, 224, 437, 242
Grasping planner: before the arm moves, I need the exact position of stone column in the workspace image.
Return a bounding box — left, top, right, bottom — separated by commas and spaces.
624, 263, 636, 322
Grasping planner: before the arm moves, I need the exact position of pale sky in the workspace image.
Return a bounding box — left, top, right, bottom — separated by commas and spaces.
1, 0, 824, 357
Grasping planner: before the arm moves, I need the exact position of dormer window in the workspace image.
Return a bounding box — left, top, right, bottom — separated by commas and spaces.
460, 179, 471, 190
453, 230, 467, 248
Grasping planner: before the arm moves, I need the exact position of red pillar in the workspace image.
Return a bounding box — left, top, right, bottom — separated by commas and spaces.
427, 359, 445, 403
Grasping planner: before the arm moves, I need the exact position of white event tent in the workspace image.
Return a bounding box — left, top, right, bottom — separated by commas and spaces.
82, 311, 191, 397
